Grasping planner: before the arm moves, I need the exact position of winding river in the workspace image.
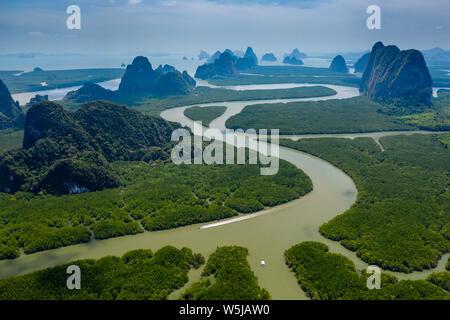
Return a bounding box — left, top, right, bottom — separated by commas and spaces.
11, 78, 121, 106
0, 82, 448, 300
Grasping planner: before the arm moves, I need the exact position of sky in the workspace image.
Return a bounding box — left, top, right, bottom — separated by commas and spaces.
0, 0, 449, 56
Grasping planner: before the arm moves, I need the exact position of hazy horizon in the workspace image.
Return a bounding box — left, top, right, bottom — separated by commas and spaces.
0, 0, 449, 56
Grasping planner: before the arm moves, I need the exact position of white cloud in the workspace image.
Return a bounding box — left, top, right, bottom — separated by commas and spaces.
29, 31, 44, 37
2, 0, 449, 54
161, 0, 177, 6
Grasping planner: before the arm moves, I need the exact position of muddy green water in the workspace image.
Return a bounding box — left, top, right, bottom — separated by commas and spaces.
0, 144, 357, 300
0, 83, 447, 300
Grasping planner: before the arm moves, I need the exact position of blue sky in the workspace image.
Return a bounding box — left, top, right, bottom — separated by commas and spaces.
0, 0, 448, 55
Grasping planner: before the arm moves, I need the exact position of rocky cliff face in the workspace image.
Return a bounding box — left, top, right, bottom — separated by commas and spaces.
1, 100, 180, 195
0, 79, 24, 129
354, 53, 370, 73
118, 56, 195, 95
329, 55, 348, 73
214, 52, 240, 76
195, 64, 216, 80
224, 49, 239, 61
195, 52, 240, 80
156, 70, 195, 95
118, 56, 160, 93
182, 71, 196, 87
360, 42, 433, 107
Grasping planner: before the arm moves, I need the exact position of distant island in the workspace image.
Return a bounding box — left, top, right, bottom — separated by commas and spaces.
195, 47, 258, 79
261, 53, 277, 62
285, 49, 307, 59
421, 47, 450, 65
235, 47, 259, 70
282, 49, 307, 65
198, 50, 210, 60
283, 56, 304, 65
195, 51, 240, 80
119, 56, 195, 95
64, 56, 196, 103
329, 55, 349, 73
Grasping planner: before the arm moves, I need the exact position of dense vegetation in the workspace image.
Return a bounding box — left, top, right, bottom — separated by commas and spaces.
416, 89, 450, 131
209, 64, 450, 91
381, 89, 450, 130
280, 134, 450, 272
181, 246, 271, 300
116, 160, 311, 232
436, 90, 450, 116
208, 66, 361, 87
0, 158, 311, 259
0, 96, 311, 259
0, 246, 205, 300
0, 129, 23, 154
226, 96, 417, 134
427, 271, 450, 292
438, 134, 450, 147
184, 106, 227, 127
225, 86, 450, 134
0, 100, 179, 195
285, 241, 449, 300
0, 68, 124, 94
61, 85, 336, 116
399, 112, 450, 131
